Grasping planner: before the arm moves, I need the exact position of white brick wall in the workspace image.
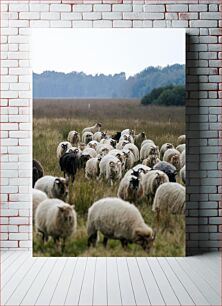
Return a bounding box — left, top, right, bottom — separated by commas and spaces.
0, 0, 221, 255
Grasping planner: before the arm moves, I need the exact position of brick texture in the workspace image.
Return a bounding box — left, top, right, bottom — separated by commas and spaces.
0, 0, 221, 255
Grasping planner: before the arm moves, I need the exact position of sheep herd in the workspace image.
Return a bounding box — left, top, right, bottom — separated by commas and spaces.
33, 122, 186, 254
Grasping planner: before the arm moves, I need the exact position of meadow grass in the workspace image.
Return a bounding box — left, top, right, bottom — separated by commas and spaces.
33, 99, 185, 257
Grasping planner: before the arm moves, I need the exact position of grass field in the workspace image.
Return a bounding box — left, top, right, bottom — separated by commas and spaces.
33, 99, 185, 257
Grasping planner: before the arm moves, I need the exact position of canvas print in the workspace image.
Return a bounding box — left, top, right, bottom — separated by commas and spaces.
32, 29, 186, 257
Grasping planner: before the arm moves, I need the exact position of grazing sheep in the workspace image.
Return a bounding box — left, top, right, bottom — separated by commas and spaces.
124, 143, 140, 162
141, 139, 155, 148
134, 132, 146, 149
87, 197, 155, 250
118, 175, 143, 202
160, 143, 174, 160
176, 144, 186, 153
119, 134, 134, 144
116, 140, 130, 150
140, 142, 160, 161
32, 189, 48, 224
109, 149, 126, 170
180, 165, 186, 184
34, 175, 69, 202
122, 148, 135, 170
142, 155, 160, 168
153, 161, 177, 183
57, 141, 72, 159
163, 148, 181, 170
82, 123, 102, 134
111, 131, 121, 142
67, 130, 80, 147
180, 150, 186, 167
33, 159, 44, 188
96, 143, 113, 156
121, 129, 135, 137
82, 131, 93, 144
59, 151, 80, 183
93, 131, 106, 142
178, 134, 186, 145
35, 199, 77, 252
152, 182, 185, 219
85, 155, 102, 180
99, 154, 122, 185
141, 170, 169, 204
87, 140, 99, 150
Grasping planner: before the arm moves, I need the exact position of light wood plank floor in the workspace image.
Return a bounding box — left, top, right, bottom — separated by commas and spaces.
1, 251, 220, 306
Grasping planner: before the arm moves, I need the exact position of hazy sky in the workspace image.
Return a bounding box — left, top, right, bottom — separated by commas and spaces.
31, 29, 185, 78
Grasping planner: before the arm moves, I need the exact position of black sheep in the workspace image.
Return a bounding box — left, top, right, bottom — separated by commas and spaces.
59, 152, 80, 183
153, 161, 177, 182
112, 131, 121, 142
33, 159, 44, 187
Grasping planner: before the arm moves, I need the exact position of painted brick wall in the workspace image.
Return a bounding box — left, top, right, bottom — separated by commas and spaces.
0, 0, 221, 255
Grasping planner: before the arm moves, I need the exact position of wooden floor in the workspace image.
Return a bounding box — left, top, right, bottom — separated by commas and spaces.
1, 251, 220, 306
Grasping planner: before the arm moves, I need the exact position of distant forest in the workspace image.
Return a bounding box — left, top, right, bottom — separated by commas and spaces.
33, 64, 185, 99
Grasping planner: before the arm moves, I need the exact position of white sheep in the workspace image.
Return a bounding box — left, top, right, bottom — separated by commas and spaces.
82, 147, 97, 158
140, 142, 160, 161
87, 140, 99, 150
116, 140, 130, 150
142, 155, 160, 168
160, 143, 174, 160
67, 130, 80, 147
119, 134, 134, 144
180, 165, 186, 184
134, 132, 146, 149
100, 138, 117, 148
176, 144, 186, 153
141, 139, 155, 148
32, 188, 48, 224
96, 143, 113, 156
93, 131, 106, 142
87, 197, 155, 250
124, 143, 140, 162
178, 134, 186, 145
66, 146, 79, 154
121, 129, 135, 137
85, 155, 102, 180
82, 131, 93, 144
117, 174, 143, 203
34, 175, 69, 202
163, 148, 181, 170
152, 182, 185, 220
122, 148, 135, 170
78, 142, 86, 152
56, 141, 72, 159
180, 150, 186, 167
109, 149, 126, 170
99, 154, 122, 185
82, 122, 102, 134
35, 198, 77, 252
141, 170, 169, 204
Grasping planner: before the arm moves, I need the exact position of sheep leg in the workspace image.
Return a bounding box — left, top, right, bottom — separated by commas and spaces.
88, 232, 97, 247
103, 236, 108, 248
120, 239, 128, 249
61, 238, 66, 253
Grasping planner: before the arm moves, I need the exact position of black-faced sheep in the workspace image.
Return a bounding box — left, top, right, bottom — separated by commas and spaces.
117, 174, 143, 203
35, 198, 77, 252
67, 130, 80, 147
34, 175, 69, 202
82, 131, 93, 144
152, 182, 185, 220
153, 161, 177, 183
56, 141, 72, 159
87, 197, 155, 251
99, 154, 122, 185
82, 123, 102, 134
163, 148, 181, 171
141, 170, 169, 204
33, 159, 44, 188
160, 143, 174, 160
59, 151, 80, 183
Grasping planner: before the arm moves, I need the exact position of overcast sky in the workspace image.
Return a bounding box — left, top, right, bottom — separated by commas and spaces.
31, 28, 185, 78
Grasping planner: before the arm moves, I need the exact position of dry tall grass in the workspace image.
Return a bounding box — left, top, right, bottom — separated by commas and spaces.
33, 99, 185, 257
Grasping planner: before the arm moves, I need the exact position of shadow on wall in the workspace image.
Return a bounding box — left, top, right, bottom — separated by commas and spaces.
186, 33, 200, 256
